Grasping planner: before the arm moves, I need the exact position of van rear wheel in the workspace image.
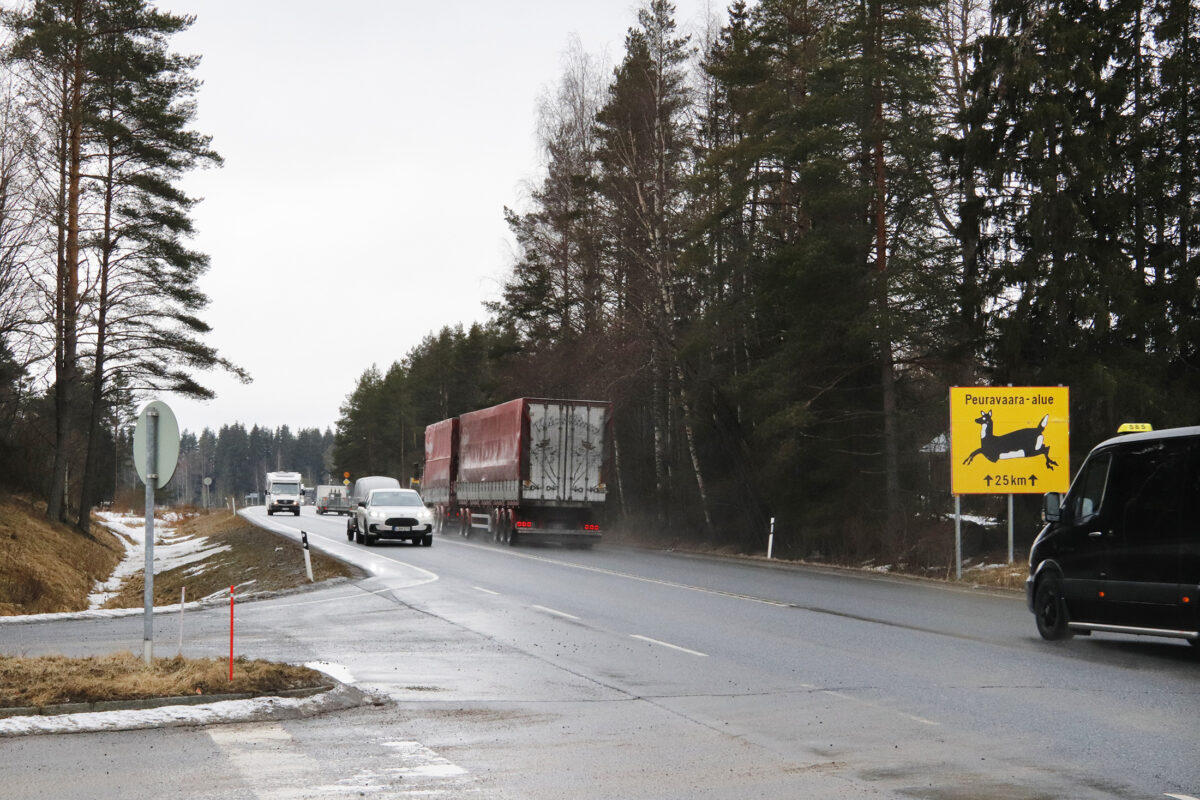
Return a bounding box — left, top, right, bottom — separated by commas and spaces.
1034, 575, 1073, 640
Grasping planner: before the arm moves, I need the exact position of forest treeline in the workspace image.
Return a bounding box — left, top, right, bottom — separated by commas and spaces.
2, 0, 1197, 566
0, 2, 242, 530
334, 0, 1200, 562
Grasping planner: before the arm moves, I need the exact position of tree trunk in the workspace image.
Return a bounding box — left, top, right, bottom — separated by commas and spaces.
674, 363, 713, 536
48, 5, 85, 523
869, 0, 901, 531
77, 134, 118, 535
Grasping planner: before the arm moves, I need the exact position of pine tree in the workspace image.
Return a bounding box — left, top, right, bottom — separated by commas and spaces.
4, 0, 242, 527
595, 0, 708, 531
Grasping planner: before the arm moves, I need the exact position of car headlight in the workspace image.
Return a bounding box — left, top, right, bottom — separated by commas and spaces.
368, 510, 386, 520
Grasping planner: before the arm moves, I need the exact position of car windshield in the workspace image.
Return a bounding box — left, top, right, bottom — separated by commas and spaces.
371, 491, 422, 507
271, 483, 300, 494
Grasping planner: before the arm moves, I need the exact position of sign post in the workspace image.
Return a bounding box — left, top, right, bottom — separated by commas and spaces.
949, 387, 1069, 576
132, 400, 180, 664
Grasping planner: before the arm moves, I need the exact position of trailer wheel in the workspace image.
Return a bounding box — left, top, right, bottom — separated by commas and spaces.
500, 509, 512, 544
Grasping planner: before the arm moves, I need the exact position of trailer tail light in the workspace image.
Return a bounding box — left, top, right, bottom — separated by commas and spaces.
584, 524, 600, 531
515, 520, 533, 528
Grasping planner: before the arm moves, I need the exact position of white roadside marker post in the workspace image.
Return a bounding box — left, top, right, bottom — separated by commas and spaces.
301, 531, 314, 582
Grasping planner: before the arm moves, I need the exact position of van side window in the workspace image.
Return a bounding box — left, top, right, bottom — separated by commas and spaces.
1110, 442, 1186, 545
1071, 452, 1112, 521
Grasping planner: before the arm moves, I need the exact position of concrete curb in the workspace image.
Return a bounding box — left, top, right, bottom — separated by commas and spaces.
0, 682, 384, 737
0, 684, 334, 720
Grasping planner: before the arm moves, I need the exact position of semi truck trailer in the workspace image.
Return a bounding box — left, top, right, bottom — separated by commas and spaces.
424, 398, 611, 546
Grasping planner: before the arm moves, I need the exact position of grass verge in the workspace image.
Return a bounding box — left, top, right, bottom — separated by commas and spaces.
2, 501, 363, 709
98, 509, 360, 608
0, 496, 124, 615
0, 652, 329, 707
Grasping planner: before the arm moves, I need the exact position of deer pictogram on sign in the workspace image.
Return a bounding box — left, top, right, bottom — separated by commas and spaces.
962, 410, 1059, 470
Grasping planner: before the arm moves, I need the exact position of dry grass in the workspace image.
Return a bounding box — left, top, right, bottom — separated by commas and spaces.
959, 559, 1029, 590
0, 495, 125, 615
98, 509, 360, 609
0, 503, 360, 707
0, 652, 329, 707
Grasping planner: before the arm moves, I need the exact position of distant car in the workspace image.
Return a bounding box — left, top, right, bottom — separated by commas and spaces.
347, 488, 434, 547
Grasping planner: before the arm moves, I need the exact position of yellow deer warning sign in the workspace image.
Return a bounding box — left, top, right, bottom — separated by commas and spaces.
950, 387, 1070, 494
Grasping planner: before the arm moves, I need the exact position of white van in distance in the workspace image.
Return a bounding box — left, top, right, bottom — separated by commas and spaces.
265, 471, 303, 516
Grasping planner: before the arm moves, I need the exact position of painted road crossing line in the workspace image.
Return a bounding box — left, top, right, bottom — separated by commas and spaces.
208, 724, 473, 798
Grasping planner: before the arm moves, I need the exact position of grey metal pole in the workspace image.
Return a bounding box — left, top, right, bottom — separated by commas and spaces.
1007, 493, 1014, 564
954, 495, 962, 581
143, 409, 158, 664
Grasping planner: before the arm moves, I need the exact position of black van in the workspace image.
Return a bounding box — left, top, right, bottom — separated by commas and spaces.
1027, 425, 1200, 645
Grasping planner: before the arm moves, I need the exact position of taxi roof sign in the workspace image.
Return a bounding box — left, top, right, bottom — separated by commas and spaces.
1116, 422, 1153, 433
950, 386, 1070, 494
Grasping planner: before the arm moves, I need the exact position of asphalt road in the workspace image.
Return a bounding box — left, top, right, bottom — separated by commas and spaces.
2, 506, 1197, 799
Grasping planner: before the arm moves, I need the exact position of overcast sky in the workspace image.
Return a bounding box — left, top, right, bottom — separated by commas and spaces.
146, 0, 715, 436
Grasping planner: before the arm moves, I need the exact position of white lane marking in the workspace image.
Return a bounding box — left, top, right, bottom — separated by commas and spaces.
236, 581, 437, 611
821, 689, 940, 727
473, 586, 500, 595
208, 723, 316, 800
1165, 794, 1200, 800
441, 536, 791, 608
238, 508, 439, 588
631, 634, 708, 657
382, 741, 468, 778
532, 604, 580, 621
209, 726, 471, 798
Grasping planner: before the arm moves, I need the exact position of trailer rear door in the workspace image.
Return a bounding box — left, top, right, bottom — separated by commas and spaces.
525, 400, 608, 503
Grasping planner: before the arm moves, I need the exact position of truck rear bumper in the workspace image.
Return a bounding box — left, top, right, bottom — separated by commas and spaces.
518, 529, 601, 546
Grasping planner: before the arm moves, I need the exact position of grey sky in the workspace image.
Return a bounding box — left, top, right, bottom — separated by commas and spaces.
151, 0, 713, 436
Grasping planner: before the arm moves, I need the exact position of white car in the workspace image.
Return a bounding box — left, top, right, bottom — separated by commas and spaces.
347, 488, 434, 547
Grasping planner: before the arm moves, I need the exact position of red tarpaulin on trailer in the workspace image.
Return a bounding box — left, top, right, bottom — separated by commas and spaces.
423, 417, 458, 491
457, 398, 525, 483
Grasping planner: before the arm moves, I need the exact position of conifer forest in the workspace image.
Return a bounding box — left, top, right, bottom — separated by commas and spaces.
1, 0, 1198, 564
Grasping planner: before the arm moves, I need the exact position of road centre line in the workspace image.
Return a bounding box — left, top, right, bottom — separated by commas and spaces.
532, 604, 581, 621
631, 634, 708, 657
473, 586, 500, 595
1165, 794, 1200, 800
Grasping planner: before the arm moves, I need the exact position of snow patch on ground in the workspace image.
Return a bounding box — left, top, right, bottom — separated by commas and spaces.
87, 512, 231, 610
306, 661, 355, 685
0, 685, 361, 737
